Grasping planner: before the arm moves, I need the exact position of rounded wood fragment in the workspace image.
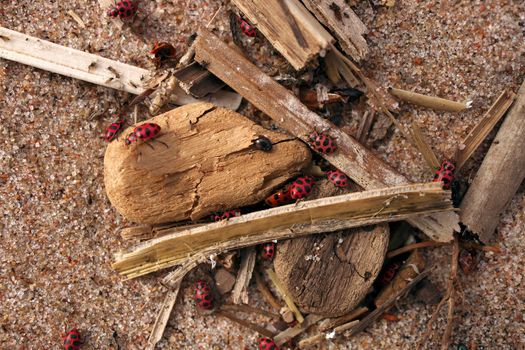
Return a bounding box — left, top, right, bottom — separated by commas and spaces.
274, 224, 389, 317
104, 102, 311, 224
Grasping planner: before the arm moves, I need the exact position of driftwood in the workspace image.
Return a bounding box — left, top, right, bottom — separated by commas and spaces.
112, 182, 454, 278
389, 87, 471, 112
301, 0, 368, 61
460, 82, 525, 242
454, 89, 516, 171
232, 247, 257, 304
231, 0, 334, 70
274, 225, 389, 317
104, 102, 310, 224
193, 28, 459, 242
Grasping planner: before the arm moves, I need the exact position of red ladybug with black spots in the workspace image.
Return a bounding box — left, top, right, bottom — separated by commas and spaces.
308, 131, 337, 154
377, 261, 401, 286
150, 42, 177, 66
261, 242, 276, 261
265, 189, 292, 207
195, 280, 214, 310
212, 209, 241, 221
63, 328, 82, 350
258, 337, 279, 350
237, 16, 256, 37
433, 169, 454, 190
107, 0, 138, 19
125, 123, 167, 147
326, 170, 349, 188
289, 176, 314, 200
101, 119, 124, 142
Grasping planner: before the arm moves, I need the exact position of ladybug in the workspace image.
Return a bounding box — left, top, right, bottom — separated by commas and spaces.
458, 249, 477, 274
377, 261, 401, 286
261, 242, 276, 261
150, 42, 177, 65
124, 131, 137, 145
107, 0, 138, 19
258, 337, 279, 350
252, 136, 273, 152
326, 170, 349, 188
125, 123, 167, 147
265, 189, 292, 207
195, 280, 214, 310
289, 176, 314, 200
433, 169, 454, 190
63, 328, 82, 350
237, 16, 256, 37
308, 131, 337, 154
440, 160, 456, 172
212, 209, 241, 221
101, 119, 124, 142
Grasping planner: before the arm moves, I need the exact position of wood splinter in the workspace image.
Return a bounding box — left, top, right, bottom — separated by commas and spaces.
389, 87, 472, 112
232, 247, 257, 305
298, 320, 359, 349
266, 268, 305, 324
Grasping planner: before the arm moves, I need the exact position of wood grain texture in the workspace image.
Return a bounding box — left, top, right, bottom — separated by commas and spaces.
193, 28, 459, 242
460, 82, 525, 242
301, 0, 368, 61
104, 102, 311, 224
231, 0, 334, 70
274, 224, 389, 317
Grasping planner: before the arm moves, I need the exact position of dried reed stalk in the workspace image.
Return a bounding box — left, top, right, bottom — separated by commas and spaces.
266, 268, 305, 324
389, 87, 471, 112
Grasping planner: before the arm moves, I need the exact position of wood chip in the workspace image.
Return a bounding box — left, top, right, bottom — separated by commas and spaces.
232, 247, 257, 304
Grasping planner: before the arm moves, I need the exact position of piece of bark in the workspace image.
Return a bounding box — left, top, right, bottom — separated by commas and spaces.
214, 268, 236, 295
274, 224, 389, 317
454, 89, 516, 171
193, 28, 459, 242
231, 0, 334, 70
374, 249, 426, 307
104, 102, 310, 225
232, 247, 257, 304
112, 182, 455, 278
301, 0, 368, 61
174, 62, 225, 98
460, 82, 525, 242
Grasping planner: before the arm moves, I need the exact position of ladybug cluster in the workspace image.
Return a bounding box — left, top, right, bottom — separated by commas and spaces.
150, 42, 177, 65
377, 261, 402, 286
261, 242, 276, 261
237, 16, 257, 37
326, 169, 348, 188
125, 122, 165, 146
212, 209, 241, 222
63, 328, 82, 350
289, 176, 314, 200
265, 188, 292, 207
433, 160, 456, 190
101, 119, 125, 142
107, 0, 138, 19
194, 280, 214, 310
258, 337, 279, 350
252, 135, 273, 152
308, 131, 337, 154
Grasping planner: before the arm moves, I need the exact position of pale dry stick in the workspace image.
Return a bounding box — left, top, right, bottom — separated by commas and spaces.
347, 269, 431, 338
220, 304, 279, 319
216, 310, 275, 338
255, 272, 282, 311
318, 306, 368, 332
386, 241, 449, 259
298, 320, 359, 349
146, 281, 181, 350
232, 247, 257, 304
388, 87, 471, 112
67, 10, 86, 28
274, 314, 325, 346
266, 268, 305, 323
441, 237, 460, 349
455, 89, 516, 171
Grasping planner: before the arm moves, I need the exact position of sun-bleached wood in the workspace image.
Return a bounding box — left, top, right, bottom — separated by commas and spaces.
193, 28, 459, 242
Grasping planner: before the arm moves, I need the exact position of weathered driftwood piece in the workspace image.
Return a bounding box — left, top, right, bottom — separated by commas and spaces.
455, 89, 516, 171
274, 225, 388, 317
231, 0, 334, 70
146, 281, 181, 350
374, 249, 426, 307
317, 306, 368, 332
174, 62, 224, 98
389, 87, 471, 112
104, 102, 310, 224
301, 0, 368, 61
274, 314, 324, 346
410, 122, 441, 170
0, 27, 241, 110
298, 320, 359, 349
193, 28, 459, 242
267, 268, 305, 323
347, 269, 430, 338
460, 82, 525, 242
112, 182, 455, 278
232, 247, 257, 304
